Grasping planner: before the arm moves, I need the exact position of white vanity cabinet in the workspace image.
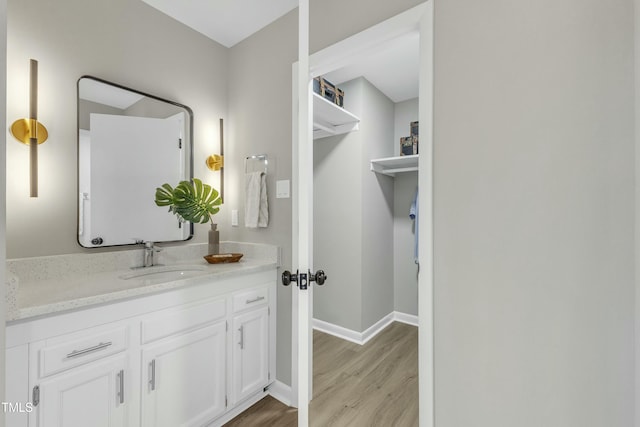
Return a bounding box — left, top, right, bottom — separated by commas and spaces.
6, 269, 277, 427
139, 296, 228, 427
35, 355, 128, 427
27, 323, 132, 427
141, 322, 227, 427
231, 287, 271, 404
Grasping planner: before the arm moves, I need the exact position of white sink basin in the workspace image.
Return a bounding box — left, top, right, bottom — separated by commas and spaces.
120, 265, 208, 284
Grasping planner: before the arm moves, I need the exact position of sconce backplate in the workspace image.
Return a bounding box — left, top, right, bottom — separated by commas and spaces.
10, 118, 48, 145
206, 154, 224, 171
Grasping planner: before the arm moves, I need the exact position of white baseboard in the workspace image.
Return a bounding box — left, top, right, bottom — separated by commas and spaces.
312, 318, 363, 344
207, 382, 291, 426
394, 311, 419, 327
208, 389, 268, 426
267, 380, 292, 407
361, 312, 395, 344
313, 311, 418, 345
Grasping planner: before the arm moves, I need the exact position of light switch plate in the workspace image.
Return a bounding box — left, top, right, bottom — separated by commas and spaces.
231, 209, 239, 227
276, 180, 290, 199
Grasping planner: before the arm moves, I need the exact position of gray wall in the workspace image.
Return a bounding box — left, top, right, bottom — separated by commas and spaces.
225, 9, 298, 386
313, 79, 364, 332
433, 0, 635, 425
393, 172, 417, 316
393, 98, 419, 316
6, 0, 228, 258
313, 78, 394, 332
359, 79, 395, 330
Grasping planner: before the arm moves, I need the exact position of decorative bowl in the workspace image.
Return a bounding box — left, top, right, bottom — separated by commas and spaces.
204, 253, 243, 264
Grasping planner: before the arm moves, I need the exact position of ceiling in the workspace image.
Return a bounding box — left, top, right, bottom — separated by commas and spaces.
141, 0, 298, 48
323, 32, 419, 103
140, 0, 419, 102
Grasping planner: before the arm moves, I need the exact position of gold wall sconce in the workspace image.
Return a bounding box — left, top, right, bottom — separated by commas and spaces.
10, 59, 48, 198
205, 154, 224, 171
206, 118, 225, 202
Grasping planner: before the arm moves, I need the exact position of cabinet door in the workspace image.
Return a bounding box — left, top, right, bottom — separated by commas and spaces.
141, 322, 226, 427
34, 355, 127, 427
232, 306, 269, 403
6, 345, 30, 427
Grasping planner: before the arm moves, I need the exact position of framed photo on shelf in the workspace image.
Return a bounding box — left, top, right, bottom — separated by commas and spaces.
400, 136, 418, 156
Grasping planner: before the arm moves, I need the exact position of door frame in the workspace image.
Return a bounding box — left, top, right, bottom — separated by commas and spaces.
291, 2, 434, 426
0, 1, 7, 422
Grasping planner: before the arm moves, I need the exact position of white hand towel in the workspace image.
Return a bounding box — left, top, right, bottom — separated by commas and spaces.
245, 171, 269, 228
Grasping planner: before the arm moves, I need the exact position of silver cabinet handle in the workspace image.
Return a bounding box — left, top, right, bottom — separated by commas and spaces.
66, 341, 112, 359
246, 296, 265, 304
238, 326, 244, 350
32, 385, 40, 407
117, 369, 124, 404
149, 360, 156, 391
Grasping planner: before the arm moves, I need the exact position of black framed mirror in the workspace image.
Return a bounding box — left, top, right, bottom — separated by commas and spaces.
77, 76, 194, 248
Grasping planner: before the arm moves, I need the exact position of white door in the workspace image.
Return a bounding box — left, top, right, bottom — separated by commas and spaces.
290, 1, 313, 426
35, 356, 127, 427
140, 323, 226, 427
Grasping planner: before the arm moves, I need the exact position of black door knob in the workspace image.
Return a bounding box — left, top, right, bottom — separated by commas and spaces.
310, 270, 327, 286
282, 270, 297, 286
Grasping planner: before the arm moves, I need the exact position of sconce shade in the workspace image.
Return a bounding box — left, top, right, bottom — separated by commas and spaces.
11, 59, 47, 197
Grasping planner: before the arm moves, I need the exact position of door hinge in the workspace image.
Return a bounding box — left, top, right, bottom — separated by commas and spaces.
178, 138, 182, 149
268, 371, 271, 380
225, 395, 228, 408
32, 385, 40, 407
268, 306, 270, 316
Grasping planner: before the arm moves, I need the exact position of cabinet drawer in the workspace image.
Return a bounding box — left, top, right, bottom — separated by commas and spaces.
39, 326, 128, 378
232, 286, 269, 313
141, 297, 226, 344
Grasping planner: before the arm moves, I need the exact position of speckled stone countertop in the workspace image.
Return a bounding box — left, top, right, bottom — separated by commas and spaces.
6, 242, 278, 322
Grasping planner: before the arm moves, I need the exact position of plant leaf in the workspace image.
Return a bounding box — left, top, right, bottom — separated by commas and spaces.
157, 178, 222, 224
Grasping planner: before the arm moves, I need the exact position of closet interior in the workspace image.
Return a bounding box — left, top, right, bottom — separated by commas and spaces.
312, 31, 420, 337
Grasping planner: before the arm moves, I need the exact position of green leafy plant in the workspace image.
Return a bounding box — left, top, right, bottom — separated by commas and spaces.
155, 178, 222, 225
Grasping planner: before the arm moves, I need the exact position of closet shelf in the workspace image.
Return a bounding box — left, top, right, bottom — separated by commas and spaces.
370, 155, 419, 177
313, 93, 360, 140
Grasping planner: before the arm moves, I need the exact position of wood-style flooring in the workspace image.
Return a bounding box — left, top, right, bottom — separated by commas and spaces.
224, 321, 418, 427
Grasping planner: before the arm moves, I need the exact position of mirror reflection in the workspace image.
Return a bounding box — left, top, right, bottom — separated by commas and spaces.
77, 76, 193, 248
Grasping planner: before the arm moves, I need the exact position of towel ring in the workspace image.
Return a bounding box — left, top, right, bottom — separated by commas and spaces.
245, 154, 268, 174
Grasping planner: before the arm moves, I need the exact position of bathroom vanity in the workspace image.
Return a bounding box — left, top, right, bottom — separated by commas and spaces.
5, 243, 277, 427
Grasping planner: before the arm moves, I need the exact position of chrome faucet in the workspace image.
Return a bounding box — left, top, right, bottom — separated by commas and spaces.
143, 241, 162, 267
